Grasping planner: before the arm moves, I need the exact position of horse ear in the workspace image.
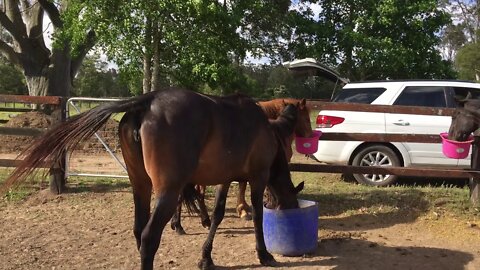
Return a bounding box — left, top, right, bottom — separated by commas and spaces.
455, 92, 473, 108
293, 181, 304, 194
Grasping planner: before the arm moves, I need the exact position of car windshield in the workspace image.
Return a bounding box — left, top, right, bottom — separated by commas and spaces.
332, 88, 386, 104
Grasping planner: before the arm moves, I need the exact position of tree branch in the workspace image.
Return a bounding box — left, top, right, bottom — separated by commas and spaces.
71, 30, 96, 76
0, 38, 21, 67
38, 0, 62, 28
0, 10, 25, 42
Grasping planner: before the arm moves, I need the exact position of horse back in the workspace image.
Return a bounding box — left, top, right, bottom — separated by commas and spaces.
137, 90, 278, 185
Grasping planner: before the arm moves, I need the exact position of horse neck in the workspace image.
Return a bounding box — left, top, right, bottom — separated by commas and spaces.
259, 100, 283, 119
267, 142, 299, 209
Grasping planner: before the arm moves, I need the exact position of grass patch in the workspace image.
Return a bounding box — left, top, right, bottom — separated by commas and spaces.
2, 166, 479, 223
292, 172, 479, 221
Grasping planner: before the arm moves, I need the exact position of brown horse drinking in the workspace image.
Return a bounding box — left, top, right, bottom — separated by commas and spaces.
449, 100, 480, 141
169, 98, 312, 234
2, 88, 303, 270
236, 98, 312, 219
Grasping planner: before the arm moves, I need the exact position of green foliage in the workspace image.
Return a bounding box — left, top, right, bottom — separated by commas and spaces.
73, 55, 132, 97
455, 42, 480, 81
287, 0, 456, 81
63, 0, 291, 91
0, 56, 27, 95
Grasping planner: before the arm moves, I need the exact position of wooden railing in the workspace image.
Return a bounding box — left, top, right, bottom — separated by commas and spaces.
290, 101, 480, 204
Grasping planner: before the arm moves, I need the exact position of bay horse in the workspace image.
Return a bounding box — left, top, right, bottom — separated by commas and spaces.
169, 98, 312, 234
2, 88, 303, 270
236, 98, 312, 219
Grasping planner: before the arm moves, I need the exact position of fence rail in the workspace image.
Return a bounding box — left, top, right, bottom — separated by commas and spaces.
1, 95, 479, 203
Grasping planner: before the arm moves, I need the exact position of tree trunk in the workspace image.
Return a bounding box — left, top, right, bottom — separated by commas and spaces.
151, 22, 161, 91
143, 17, 153, 94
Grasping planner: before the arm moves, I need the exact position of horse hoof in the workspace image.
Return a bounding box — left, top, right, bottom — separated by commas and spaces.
240, 211, 252, 221
202, 219, 211, 229
197, 258, 215, 270
175, 227, 186, 235
259, 251, 276, 267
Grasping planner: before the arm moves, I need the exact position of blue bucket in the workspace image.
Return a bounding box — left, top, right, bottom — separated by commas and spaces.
263, 199, 319, 256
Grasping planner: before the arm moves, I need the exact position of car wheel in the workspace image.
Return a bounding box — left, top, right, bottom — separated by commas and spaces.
351, 145, 400, 186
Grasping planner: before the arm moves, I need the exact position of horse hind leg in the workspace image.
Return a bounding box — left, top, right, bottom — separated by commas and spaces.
170, 194, 187, 235
140, 189, 180, 270
119, 114, 152, 250
196, 185, 211, 228
236, 181, 252, 220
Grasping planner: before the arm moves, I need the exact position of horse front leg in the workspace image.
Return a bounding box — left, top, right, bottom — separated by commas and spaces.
250, 176, 276, 266
140, 190, 179, 270
198, 183, 230, 270
236, 181, 252, 220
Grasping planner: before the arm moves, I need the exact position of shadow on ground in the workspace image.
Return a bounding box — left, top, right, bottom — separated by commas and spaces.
215, 237, 474, 270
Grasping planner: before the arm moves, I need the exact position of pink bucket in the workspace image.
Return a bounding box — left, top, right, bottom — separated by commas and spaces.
440, 132, 473, 159
295, 131, 322, 155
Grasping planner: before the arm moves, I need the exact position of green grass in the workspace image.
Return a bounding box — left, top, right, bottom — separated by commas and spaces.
292, 172, 479, 221
2, 166, 478, 222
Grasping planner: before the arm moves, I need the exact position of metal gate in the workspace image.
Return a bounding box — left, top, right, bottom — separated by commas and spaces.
65, 97, 128, 179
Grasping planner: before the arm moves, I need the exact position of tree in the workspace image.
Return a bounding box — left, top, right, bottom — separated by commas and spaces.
443, 0, 480, 80
65, 0, 291, 94
73, 54, 132, 97
0, 0, 95, 97
285, 0, 456, 81
0, 54, 27, 94
455, 42, 480, 81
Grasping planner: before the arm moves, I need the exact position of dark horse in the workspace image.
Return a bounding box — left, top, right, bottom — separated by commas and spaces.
449, 97, 480, 141
169, 98, 312, 234
2, 88, 303, 270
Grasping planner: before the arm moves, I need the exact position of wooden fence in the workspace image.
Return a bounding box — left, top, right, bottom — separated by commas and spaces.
0, 95, 67, 193
289, 101, 480, 204
0, 95, 479, 204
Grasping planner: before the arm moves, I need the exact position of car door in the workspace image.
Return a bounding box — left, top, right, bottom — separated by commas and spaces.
385, 85, 458, 166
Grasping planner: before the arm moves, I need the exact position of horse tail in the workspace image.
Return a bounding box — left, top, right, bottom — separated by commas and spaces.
181, 184, 202, 215
1, 92, 157, 193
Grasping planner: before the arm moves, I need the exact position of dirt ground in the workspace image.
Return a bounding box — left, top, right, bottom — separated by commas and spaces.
1, 112, 480, 269
1, 172, 480, 270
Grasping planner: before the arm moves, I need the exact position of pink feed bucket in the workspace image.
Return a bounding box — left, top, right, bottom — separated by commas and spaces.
440, 132, 473, 159
295, 130, 322, 155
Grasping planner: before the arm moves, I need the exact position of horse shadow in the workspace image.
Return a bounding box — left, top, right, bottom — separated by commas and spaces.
214, 238, 474, 270
299, 189, 429, 231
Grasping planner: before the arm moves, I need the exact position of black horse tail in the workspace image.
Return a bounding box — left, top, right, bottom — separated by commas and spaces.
1, 92, 157, 193
181, 184, 203, 215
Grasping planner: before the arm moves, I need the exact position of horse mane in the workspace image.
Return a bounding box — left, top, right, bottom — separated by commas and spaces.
259, 98, 307, 119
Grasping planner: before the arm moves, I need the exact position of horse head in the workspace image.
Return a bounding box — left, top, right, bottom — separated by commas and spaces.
282, 99, 312, 138
448, 108, 480, 141
266, 104, 305, 209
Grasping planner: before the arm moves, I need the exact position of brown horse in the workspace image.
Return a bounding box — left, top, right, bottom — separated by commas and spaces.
169, 98, 312, 234
236, 98, 312, 219
2, 88, 303, 270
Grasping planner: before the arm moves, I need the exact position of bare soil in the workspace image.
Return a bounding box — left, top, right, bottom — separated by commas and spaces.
0, 181, 479, 270
1, 112, 480, 269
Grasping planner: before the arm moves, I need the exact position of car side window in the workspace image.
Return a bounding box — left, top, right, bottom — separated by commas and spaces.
452, 87, 480, 99
393, 86, 447, 108
332, 88, 386, 103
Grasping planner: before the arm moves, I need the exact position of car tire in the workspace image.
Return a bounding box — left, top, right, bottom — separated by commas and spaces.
351, 145, 400, 186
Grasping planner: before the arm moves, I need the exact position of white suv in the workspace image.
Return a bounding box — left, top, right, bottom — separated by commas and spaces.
313, 80, 480, 186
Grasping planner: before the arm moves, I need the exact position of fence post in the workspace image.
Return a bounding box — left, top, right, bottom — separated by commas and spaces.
49, 98, 67, 194
470, 136, 480, 205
